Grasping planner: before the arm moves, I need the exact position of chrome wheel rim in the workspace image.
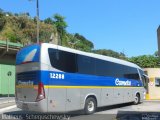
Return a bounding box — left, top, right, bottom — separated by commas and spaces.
88, 101, 94, 112
135, 96, 138, 104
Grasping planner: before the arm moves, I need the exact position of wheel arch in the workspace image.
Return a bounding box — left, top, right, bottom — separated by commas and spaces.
135, 91, 140, 98
84, 94, 98, 108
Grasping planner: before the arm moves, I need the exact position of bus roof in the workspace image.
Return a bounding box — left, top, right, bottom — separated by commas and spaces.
42, 43, 142, 70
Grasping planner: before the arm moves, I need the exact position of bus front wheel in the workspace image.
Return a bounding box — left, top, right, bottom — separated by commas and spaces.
84, 97, 97, 114
133, 93, 140, 105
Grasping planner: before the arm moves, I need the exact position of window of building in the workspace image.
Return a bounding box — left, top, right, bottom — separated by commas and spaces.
155, 78, 160, 87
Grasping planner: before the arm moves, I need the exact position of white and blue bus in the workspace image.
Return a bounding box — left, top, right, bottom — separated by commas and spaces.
15, 43, 146, 114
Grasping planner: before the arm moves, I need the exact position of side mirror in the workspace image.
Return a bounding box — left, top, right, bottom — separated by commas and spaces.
143, 74, 149, 83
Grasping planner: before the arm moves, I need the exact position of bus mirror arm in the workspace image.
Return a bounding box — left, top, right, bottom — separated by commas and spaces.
143, 74, 148, 78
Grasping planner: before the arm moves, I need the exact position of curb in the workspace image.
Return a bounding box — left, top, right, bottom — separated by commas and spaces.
144, 100, 160, 102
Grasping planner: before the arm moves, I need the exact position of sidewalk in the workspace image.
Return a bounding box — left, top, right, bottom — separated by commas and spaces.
0, 97, 15, 105
144, 99, 160, 102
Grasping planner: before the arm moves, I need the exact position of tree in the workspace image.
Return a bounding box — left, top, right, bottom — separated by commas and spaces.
128, 55, 160, 68
18, 16, 27, 29
39, 22, 56, 43
0, 8, 4, 17
74, 33, 94, 49
0, 8, 6, 31
44, 17, 54, 24
154, 51, 158, 57
53, 14, 67, 45
2, 25, 17, 42
92, 49, 127, 59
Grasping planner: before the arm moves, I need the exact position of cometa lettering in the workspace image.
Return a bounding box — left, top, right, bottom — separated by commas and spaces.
18, 80, 34, 85
115, 78, 131, 86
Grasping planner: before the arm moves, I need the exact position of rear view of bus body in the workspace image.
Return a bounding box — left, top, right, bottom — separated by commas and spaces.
16, 44, 47, 112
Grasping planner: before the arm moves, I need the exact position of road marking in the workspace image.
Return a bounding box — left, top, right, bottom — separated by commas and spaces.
0, 105, 16, 113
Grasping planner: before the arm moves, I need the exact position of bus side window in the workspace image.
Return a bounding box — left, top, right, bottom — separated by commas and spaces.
55, 50, 59, 60
77, 55, 95, 75
48, 48, 77, 73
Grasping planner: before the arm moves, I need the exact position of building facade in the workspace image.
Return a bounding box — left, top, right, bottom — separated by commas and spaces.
144, 68, 160, 100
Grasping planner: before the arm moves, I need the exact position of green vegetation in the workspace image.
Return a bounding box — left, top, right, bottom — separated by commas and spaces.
0, 9, 160, 68
0, 10, 55, 44
92, 49, 126, 60
128, 55, 160, 68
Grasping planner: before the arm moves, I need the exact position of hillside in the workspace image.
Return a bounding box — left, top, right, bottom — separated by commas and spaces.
0, 9, 126, 59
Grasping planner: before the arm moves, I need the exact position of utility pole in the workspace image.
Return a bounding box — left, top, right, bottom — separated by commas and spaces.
36, 0, 39, 43
29, 0, 40, 43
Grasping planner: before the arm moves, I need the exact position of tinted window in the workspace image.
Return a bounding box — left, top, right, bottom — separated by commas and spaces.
123, 66, 140, 80
77, 55, 95, 74
48, 48, 77, 73
95, 59, 108, 76
95, 59, 140, 80
48, 48, 140, 80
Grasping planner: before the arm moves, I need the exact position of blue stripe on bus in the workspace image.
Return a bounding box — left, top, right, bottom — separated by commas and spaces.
16, 70, 143, 87
41, 71, 143, 87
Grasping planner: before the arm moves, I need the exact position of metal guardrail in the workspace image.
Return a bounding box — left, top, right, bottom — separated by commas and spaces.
0, 40, 23, 51
0, 40, 23, 58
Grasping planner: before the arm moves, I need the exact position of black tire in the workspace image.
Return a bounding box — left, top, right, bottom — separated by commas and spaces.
84, 97, 97, 115
133, 93, 140, 105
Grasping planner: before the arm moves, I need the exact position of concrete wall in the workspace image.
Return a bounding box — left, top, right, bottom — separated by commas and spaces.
144, 68, 160, 100
0, 64, 15, 95
0, 56, 15, 95
0, 40, 22, 96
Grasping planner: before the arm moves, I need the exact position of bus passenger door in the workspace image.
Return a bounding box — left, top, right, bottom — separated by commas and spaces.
66, 88, 81, 112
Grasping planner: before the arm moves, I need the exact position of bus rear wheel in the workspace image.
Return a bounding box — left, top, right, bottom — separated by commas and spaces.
133, 93, 140, 105
84, 97, 97, 114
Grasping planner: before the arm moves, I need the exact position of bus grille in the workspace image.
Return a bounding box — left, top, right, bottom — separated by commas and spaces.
17, 71, 37, 81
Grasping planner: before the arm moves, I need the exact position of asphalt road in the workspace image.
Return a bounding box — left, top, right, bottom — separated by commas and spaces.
0, 101, 160, 120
